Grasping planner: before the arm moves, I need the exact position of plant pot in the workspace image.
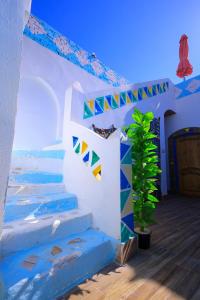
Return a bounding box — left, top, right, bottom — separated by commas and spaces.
135, 228, 151, 249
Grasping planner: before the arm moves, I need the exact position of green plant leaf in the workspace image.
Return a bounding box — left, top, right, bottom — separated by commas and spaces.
145, 132, 157, 140
147, 194, 159, 202
124, 108, 160, 231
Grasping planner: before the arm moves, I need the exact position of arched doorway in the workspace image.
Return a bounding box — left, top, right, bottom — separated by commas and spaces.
13, 76, 60, 149
168, 127, 200, 196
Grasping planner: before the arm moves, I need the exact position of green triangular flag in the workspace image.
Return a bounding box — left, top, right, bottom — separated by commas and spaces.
91, 151, 100, 167
111, 96, 118, 109
75, 143, 80, 154
83, 102, 93, 119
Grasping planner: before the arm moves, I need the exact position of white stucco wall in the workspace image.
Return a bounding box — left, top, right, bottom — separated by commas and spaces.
165, 94, 200, 139
13, 37, 111, 150
63, 121, 121, 239
0, 1, 31, 235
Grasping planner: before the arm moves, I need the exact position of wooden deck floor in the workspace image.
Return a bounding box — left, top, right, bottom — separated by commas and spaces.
61, 196, 200, 300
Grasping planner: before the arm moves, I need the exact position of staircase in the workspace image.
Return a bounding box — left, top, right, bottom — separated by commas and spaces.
0, 150, 117, 300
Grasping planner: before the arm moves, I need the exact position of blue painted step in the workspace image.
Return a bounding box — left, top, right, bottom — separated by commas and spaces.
4, 192, 78, 223
10, 150, 65, 176
9, 171, 63, 184
12, 150, 65, 159
0, 229, 117, 300
1, 209, 92, 257
7, 183, 66, 197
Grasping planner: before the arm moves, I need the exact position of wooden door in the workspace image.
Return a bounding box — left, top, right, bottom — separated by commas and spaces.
176, 135, 200, 196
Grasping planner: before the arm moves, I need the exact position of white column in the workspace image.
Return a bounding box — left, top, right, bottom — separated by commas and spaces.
160, 114, 168, 196
0, 0, 31, 235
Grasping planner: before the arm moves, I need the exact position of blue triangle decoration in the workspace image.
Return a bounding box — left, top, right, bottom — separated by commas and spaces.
120, 92, 126, 107
96, 97, 104, 111
95, 100, 103, 115
105, 95, 112, 108
138, 88, 143, 101
159, 83, 164, 93
127, 90, 133, 102
163, 82, 166, 92
72, 136, 79, 148
122, 213, 134, 232
120, 169, 131, 190
131, 91, 138, 102
83, 151, 90, 163
157, 84, 161, 94
144, 87, 151, 97
121, 189, 131, 211
152, 85, 157, 96
121, 147, 132, 164
120, 143, 131, 161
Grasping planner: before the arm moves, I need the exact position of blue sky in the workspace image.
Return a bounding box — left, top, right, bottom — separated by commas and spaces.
31, 0, 200, 84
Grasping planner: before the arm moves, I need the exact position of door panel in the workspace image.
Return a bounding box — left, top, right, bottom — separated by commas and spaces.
176, 135, 200, 196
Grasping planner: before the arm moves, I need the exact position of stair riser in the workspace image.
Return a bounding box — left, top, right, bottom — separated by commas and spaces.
11, 157, 63, 175
42, 241, 116, 300
4, 197, 78, 223
1, 233, 116, 300
7, 184, 66, 197
1, 213, 92, 256
11, 150, 65, 160
9, 172, 63, 184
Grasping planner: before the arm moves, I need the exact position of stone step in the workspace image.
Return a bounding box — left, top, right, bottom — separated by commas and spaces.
1, 209, 92, 257
9, 171, 63, 184
4, 192, 78, 223
7, 183, 66, 196
10, 150, 65, 175
11, 150, 65, 160
0, 229, 117, 300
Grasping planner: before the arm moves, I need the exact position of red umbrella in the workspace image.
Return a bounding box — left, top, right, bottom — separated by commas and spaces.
176, 34, 193, 79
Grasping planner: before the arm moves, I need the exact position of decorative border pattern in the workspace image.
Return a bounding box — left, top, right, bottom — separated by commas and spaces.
120, 142, 134, 243
72, 136, 101, 180
150, 118, 161, 199
175, 75, 200, 99
83, 81, 169, 119
24, 15, 129, 88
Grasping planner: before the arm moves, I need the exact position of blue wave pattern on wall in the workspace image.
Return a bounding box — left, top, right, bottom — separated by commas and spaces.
175, 75, 200, 99
23, 15, 129, 87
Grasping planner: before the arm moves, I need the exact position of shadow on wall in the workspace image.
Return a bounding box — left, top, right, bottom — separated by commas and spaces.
13, 76, 61, 150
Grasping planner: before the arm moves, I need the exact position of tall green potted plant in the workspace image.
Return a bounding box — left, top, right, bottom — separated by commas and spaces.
124, 108, 161, 249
